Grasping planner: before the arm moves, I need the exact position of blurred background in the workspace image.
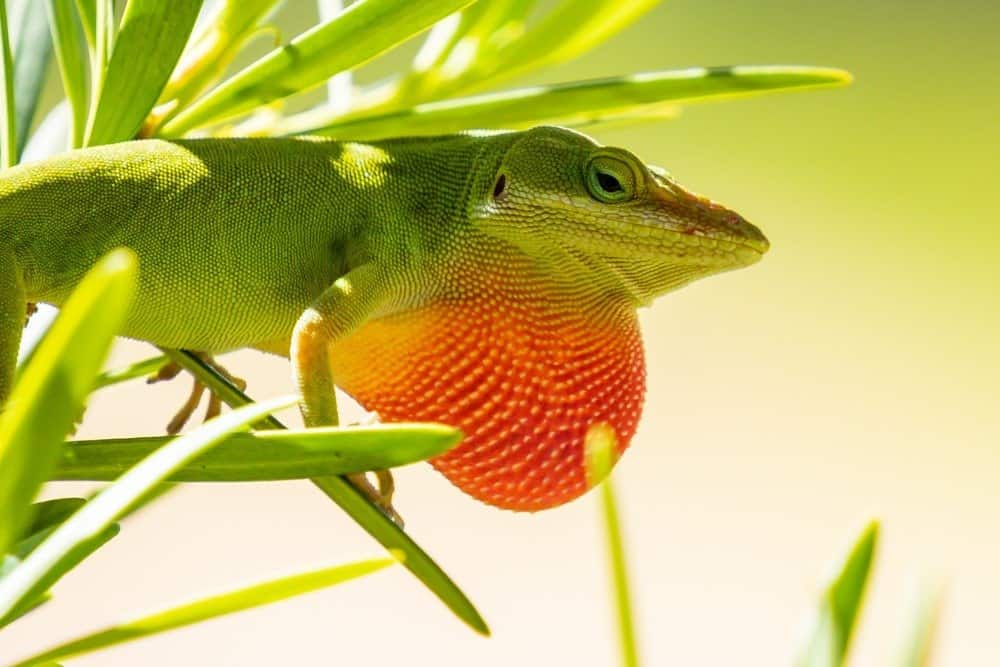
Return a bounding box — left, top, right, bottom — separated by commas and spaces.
1, 0, 997, 664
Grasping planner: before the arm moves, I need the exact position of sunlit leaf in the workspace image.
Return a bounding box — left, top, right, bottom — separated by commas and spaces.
158, 0, 477, 136
12, 555, 397, 666
497, 0, 659, 80
0, 1, 17, 168
94, 354, 168, 389
0, 525, 116, 629
72, 0, 94, 50
797, 521, 879, 667
289, 66, 851, 139
163, 349, 490, 636
0, 396, 296, 623
895, 582, 943, 667
44, 0, 89, 148
84, 0, 202, 146
58, 423, 461, 481
10, 0, 53, 157
0, 249, 136, 558
148, 0, 281, 133
585, 424, 638, 667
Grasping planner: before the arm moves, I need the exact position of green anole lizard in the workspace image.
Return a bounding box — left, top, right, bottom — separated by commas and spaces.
0, 126, 768, 512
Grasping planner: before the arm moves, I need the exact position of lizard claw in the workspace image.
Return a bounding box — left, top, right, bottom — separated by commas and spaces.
348, 470, 403, 528
148, 352, 246, 435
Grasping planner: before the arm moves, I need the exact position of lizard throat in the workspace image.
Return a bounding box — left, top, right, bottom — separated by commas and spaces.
329, 282, 646, 511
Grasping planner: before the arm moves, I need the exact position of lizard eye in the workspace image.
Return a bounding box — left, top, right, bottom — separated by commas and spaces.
585, 155, 637, 203
492, 172, 507, 199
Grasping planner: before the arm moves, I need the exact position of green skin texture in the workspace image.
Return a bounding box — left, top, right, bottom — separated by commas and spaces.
0, 126, 768, 487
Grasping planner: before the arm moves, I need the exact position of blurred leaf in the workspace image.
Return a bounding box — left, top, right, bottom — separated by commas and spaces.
72, 0, 94, 50
44, 0, 89, 148
158, 0, 477, 136
84, 0, 201, 146
895, 582, 943, 667
497, 0, 659, 80
10, 0, 53, 157
0, 525, 116, 629
0, 1, 17, 168
585, 424, 638, 667
290, 66, 852, 139
0, 249, 136, 558
797, 521, 879, 667
0, 396, 295, 623
163, 349, 490, 636
94, 354, 168, 389
23, 498, 86, 539
58, 423, 461, 481
12, 555, 397, 666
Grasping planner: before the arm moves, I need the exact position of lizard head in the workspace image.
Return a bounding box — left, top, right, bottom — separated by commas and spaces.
333, 127, 771, 512
472, 125, 769, 305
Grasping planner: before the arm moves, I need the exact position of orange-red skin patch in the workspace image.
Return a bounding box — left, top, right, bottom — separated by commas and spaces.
331, 283, 645, 511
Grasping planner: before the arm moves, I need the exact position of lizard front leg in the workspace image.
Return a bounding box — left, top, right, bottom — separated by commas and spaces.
0, 250, 26, 407
291, 263, 403, 524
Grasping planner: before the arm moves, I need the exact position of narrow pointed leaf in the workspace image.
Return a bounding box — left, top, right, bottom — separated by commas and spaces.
12, 556, 396, 666
896, 583, 943, 667
158, 0, 476, 136
0, 524, 117, 629
0, 249, 136, 558
72, 0, 94, 50
95, 354, 168, 388
0, 1, 17, 168
11, 0, 53, 157
44, 0, 89, 148
294, 66, 852, 139
797, 521, 879, 667
0, 396, 297, 623
149, 0, 281, 132
23, 498, 86, 539
84, 0, 202, 146
57, 424, 461, 481
163, 349, 490, 635
585, 425, 639, 667
396, 0, 537, 103
499, 0, 659, 77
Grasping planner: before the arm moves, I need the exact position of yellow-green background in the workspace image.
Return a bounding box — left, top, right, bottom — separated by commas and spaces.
2, 1, 997, 664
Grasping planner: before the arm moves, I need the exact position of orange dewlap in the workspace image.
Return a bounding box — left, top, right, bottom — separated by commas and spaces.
330, 288, 646, 511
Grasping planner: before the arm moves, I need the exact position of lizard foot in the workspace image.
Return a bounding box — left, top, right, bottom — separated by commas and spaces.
148, 352, 247, 435
348, 470, 403, 528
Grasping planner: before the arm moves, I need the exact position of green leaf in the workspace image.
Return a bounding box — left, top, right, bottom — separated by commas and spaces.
83, 0, 202, 146
149, 0, 281, 131
498, 0, 660, 79
0, 395, 296, 623
72, 0, 94, 50
12, 556, 396, 666
57, 423, 461, 481
0, 525, 117, 629
0, 1, 17, 168
94, 354, 168, 389
10, 0, 53, 158
44, 0, 89, 148
290, 66, 852, 139
0, 249, 136, 558
23, 498, 87, 539
585, 424, 639, 667
895, 582, 943, 667
797, 521, 879, 667
162, 349, 490, 636
158, 0, 477, 136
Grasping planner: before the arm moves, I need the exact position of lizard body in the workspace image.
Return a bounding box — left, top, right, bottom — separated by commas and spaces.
0, 126, 768, 510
